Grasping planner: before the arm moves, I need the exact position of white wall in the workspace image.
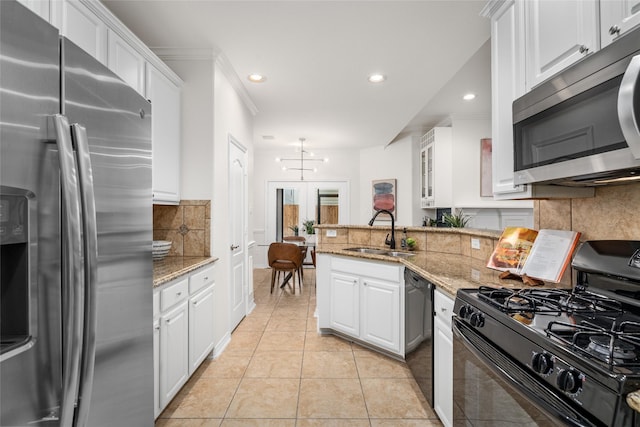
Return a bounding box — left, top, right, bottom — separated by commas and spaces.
212, 60, 254, 348
252, 146, 361, 241
450, 115, 532, 209
359, 135, 418, 226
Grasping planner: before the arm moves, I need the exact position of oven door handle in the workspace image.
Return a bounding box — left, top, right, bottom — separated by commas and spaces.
452, 318, 598, 427
618, 54, 640, 159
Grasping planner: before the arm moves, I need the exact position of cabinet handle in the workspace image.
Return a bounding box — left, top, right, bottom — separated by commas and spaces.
579, 45, 589, 54
203, 276, 209, 281
610, 25, 621, 36
176, 291, 182, 297
154, 325, 160, 331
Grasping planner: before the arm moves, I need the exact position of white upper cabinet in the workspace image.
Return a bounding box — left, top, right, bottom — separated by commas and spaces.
55, 0, 107, 64
107, 29, 146, 95
420, 127, 452, 208
146, 63, 182, 205
601, 0, 640, 47
487, 0, 530, 199
524, 0, 598, 91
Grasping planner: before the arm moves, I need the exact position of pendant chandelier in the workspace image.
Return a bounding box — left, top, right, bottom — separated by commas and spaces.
275, 138, 328, 180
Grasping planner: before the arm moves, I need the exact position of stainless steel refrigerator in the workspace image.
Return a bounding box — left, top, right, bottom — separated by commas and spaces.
0, 1, 153, 425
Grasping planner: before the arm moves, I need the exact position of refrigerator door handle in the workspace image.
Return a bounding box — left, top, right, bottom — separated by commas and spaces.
71, 124, 98, 427
52, 115, 85, 427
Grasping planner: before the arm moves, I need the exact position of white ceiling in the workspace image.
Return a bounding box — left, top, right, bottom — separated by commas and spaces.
102, 0, 491, 150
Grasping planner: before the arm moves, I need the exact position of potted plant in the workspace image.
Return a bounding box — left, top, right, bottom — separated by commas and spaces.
302, 219, 315, 235
289, 225, 299, 236
442, 210, 470, 228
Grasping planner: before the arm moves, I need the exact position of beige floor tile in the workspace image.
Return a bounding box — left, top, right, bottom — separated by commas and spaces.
162, 378, 240, 419
302, 351, 358, 378
360, 378, 433, 419
297, 379, 368, 419
225, 331, 263, 354
370, 420, 443, 427
225, 378, 299, 419
232, 314, 270, 332
265, 315, 308, 331
305, 333, 353, 351
196, 353, 252, 378
245, 351, 303, 378
220, 420, 296, 427
354, 349, 412, 378
296, 419, 370, 427
155, 419, 221, 427
256, 330, 305, 352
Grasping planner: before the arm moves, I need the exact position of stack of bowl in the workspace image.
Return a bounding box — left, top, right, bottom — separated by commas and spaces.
152, 240, 172, 261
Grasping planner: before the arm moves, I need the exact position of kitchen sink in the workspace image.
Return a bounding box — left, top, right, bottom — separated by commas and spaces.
344, 247, 415, 258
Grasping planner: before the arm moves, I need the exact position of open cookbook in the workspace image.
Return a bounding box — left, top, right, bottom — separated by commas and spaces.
487, 227, 581, 284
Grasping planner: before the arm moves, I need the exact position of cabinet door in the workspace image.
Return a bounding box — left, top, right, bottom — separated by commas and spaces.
329, 272, 360, 336
433, 315, 453, 427
601, 0, 640, 48
525, 0, 598, 91
490, 0, 531, 199
58, 0, 107, 63
153, 318, 160, 419
361, 278, 400, 353
107, 28, 145, 95
188, 285, 215, 375
146, 63, 181, 204
160, 301, 189, 408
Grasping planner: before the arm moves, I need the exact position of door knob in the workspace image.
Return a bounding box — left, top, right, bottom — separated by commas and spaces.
230, 244, 240, 250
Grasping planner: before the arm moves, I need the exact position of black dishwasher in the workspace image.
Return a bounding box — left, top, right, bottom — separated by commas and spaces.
404, 268, 434, 407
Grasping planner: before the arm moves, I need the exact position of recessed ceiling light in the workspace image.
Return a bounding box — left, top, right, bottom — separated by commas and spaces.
463, 93, 476, 101
368, 74, 386, 83
248, 74, 266, 83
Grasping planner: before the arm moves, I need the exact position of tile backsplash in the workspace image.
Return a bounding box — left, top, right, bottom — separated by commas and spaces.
535, 182, 640, 240
153, 200, 211, 257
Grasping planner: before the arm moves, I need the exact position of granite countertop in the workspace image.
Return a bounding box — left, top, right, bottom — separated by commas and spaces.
153, 256, 219, 287
316, 244, 571, 296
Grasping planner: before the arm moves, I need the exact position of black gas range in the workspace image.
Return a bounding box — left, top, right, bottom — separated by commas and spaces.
453, 241, 640, 427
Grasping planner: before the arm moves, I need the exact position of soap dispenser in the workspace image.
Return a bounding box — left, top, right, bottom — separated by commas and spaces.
401, 228, 408, 249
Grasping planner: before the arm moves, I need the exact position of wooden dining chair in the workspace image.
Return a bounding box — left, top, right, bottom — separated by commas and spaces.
283, 235, 307, 281
267, 242, 304, 294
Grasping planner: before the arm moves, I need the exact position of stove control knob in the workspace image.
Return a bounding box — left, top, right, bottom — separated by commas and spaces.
557, 369, 582, 394
459, 305, 474, 319
531, 352, 553, 375
469, 311, 485, 328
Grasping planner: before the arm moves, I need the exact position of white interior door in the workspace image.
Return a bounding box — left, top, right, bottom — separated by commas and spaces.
229, 136, 247, 331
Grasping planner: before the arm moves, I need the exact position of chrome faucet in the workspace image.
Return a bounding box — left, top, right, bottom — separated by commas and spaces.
368, 209, 396, 249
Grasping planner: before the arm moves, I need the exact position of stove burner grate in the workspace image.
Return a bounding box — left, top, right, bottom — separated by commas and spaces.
547, 320, 640, 366
477, 286, 624, 319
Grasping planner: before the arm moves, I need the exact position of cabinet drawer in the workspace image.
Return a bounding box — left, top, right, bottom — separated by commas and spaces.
331, 256, 400, 282
434, 289, 455, 329
189, 265, 215, 294
161, 278, 189, 311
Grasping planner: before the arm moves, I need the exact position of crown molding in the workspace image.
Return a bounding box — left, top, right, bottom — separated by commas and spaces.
215, 54, 259, 116
152, 47, 218, 62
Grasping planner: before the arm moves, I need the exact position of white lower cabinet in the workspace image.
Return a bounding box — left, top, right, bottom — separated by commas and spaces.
153, 317, 160, 418
153, 264, 216, 418
324, 256, 402, 355
188, 284, 215, 375
361, 278, 400, 352
160, 300, 189, 408
433, 289, 454, 427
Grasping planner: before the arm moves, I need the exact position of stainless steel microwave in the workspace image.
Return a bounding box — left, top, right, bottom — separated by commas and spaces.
512, 27, 640, 186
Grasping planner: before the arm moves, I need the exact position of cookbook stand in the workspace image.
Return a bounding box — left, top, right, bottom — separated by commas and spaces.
498, 271, 544, 286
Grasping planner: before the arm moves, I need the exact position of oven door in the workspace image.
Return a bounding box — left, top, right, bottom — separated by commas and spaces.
452, 317, 599, 427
